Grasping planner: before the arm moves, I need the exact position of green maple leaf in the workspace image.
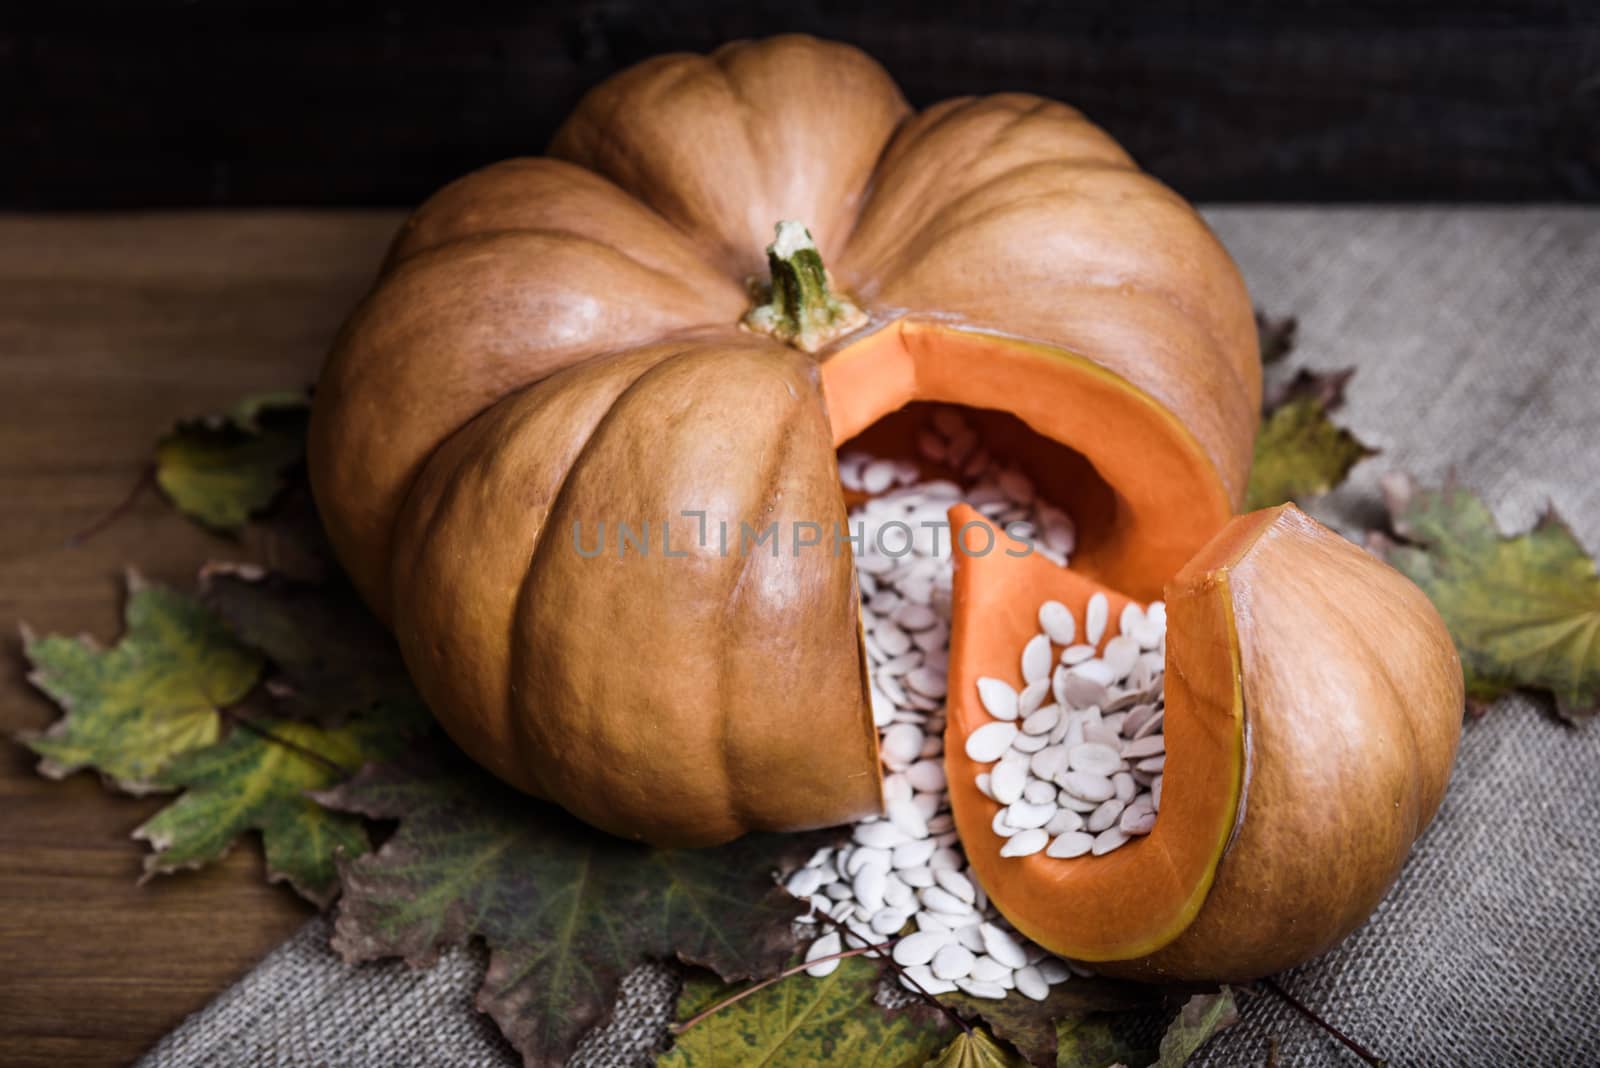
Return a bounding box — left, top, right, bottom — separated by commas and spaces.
135, 716, 406, 907
925, 1026, 1032, 1067
20, 574, 262, 790
661, 956, 955, 1068
200, 564, 428, 728
319, 746, 840, 1068
1245, 368, 1376, 511
940, 980, 1156, 1066
155, 391, 309, 532
1384, 479, 1600, 719
1152, 989, 1238, 1067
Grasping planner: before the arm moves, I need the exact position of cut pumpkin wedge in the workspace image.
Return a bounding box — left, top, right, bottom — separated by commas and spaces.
946, 504, 1262, 961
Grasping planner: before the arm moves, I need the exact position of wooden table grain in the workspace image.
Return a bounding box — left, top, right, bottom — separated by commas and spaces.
0, 212, 403, 1067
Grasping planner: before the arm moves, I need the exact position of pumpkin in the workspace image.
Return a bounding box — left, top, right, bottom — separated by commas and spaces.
308, 34, 1260, 846
945, 505, 1463, 980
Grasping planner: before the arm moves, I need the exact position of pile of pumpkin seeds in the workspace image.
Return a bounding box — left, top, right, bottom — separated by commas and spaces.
965, 595, 1167, 860
785, 407, 1089, 1000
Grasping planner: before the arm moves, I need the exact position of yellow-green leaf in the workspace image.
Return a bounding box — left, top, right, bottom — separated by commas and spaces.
1153, 989, 1238, 1067
1246, 370, 1375, 510
660, 956, 955, 1068
925, 1026, 1031, 1067
135, 717, 405, 906
1384, 479, 1600, 718
941, 979, 1156, 1065
1054, 1013, 1153, 1068
155, 391, 309, 532
20, 574, 262, 789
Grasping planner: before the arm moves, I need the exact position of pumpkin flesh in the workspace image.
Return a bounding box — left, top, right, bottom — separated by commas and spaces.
944, 501, 1462, 979
945, 505, 1248, 962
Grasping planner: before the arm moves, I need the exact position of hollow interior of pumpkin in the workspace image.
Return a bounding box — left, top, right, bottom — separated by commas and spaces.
821, 319, 1232, 603
819, 321, 1248, 961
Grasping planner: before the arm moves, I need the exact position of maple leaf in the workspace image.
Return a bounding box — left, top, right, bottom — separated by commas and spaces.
1053, 1013, 1155, 1068
925, 1025, 1031, 1068
660, 956, 955, 1068
1245, 368, 1376, 511
941, 980, 1157, 1066
1152, 989, 1238, 1067
155, 390, 309, 532
1381, 476, 1600, 719
19, 573, 262, 790
200, 563, 428, 728
1254, 310, 1298, 365
319, 745, 840, 1068
134, 715, 409, 907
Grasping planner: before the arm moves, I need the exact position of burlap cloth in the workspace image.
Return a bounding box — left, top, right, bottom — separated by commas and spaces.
137, 208, 1600, 1067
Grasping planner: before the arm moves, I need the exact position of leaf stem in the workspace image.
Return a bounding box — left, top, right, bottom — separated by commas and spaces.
669, 943, 885, 1034
63, 463, 155, 547
221, 707, 352, 777
823, 914, 973, 1036
1262, 977, 1387, 1067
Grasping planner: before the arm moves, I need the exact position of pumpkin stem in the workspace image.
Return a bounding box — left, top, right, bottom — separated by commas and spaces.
742, 221, 866, 354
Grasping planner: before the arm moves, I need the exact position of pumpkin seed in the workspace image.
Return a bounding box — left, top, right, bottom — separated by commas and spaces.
1086, 592, 1109, 645
790, 436, 1097, 997
932, 943, 976, 980
965, 721, 1018, 761
1060, 770, 1116, 803
976, 677, 1019, 720
1091, 827, 1130, 856
1014, 964, 1050, 1001
1000, 828, 1048, 857
1069, 742, 1122, 777
1010, 732, 1049, 754
804, 931, 843, 977
1039, 600, 1076, 645
1045, 832, 1094, 859
956, 977, 1008, 1000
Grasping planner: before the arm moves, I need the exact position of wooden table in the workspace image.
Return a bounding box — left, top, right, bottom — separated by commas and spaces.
0, 213, 403, 1067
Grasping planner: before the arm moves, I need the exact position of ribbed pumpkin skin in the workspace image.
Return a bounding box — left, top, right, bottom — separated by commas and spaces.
1097, 506, 1464, 980
307, 35, 1259, 845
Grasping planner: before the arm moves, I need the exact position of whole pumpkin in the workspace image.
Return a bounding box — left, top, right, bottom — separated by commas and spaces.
308, 34, 1259, 846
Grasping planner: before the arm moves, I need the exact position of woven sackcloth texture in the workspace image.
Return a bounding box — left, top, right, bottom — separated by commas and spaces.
137, 208, 1600, 1067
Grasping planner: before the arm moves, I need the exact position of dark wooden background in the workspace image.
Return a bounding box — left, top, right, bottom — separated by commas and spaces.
5, 0, 1599, 208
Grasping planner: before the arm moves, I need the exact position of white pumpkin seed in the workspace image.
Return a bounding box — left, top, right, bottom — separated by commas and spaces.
1085, 592, 1109, 645
1023, 780, 1057, 804
893, 929, 951, 966
990, 759, 1028, 805
1059, 770, 1115, 803
1091, 827, 1130, 856
804, 931, 844, 977
1017, 678, 1050, 716
1121, 735, 1166, 760
1000, 828, 1048, 857
1002, 801, 1056, 830
955, 977, 1008, 1000
1059, 643, 1096, 666
1087, 798, 1126, 833
1045, 831, 1095, 859
934, 868, 977, 904
1022, 704, 1060, 736
964, 721, 1018, 761
1021, 633, 1053, 685
1037, 959, 1073, 984
1045, 808, 1085, 835
1015, 964, 1050, 1001
1038, 600, 1076, 645
1010, 732, 1049, 753
1101, 635, 1141, 679
905, 759, 946, 793
1068, 742, 1122, 777
976, 677, 1020, 721
931, 943, 976, 980
980, 923, 1029, 969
